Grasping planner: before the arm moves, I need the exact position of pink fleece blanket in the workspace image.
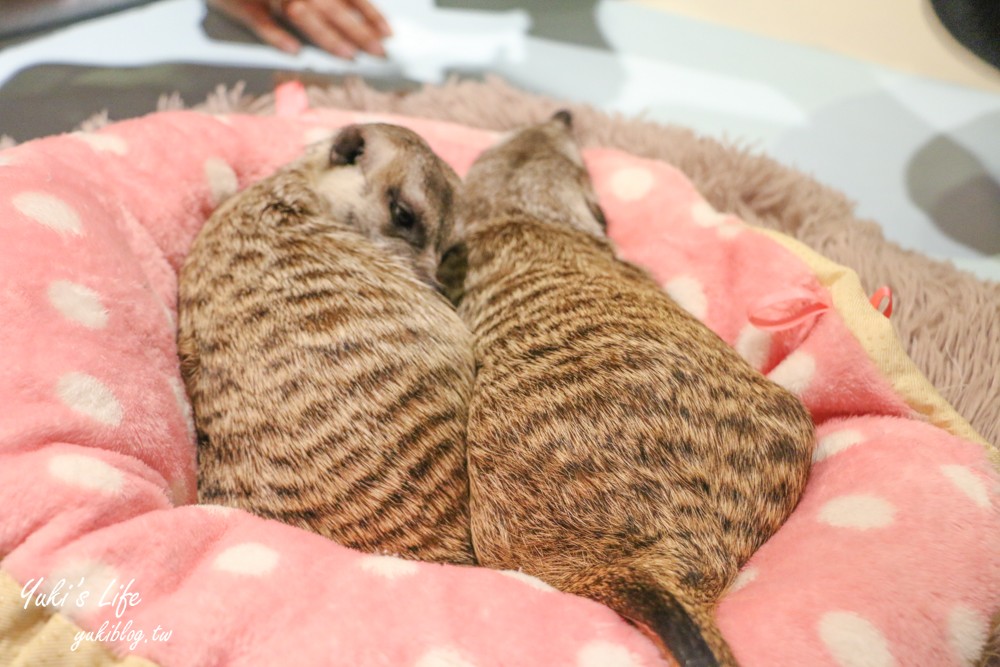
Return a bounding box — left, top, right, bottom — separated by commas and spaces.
1, 88, 997, 666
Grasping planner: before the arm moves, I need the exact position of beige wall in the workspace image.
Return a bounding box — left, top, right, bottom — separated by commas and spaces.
631, 0, 1000, 92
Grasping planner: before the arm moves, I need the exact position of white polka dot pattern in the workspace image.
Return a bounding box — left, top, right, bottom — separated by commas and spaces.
56, 372, 123, 426
690, 200, 728, 228
199, 504, 237, 516
609, 166, 655, 202
664, 275, 708, 321
212, 542, 280, 575
948, 605, 988, 666
498, 569, 556, 591
44, 560, 121, 619
690, 200, 742, 238
13, 191, 83, 235
813, 429, 866, 463
359, 554, 420, 580
818, 495, 895, 529
204, 157, 238, 206
48, 280, 108, 329
727, 566, 758, 594
767, 351, 816, 397
577, 640, 642, 667
940, 465, 991, 509
734, 323, 771, 370
72, 132, 128, 155
716, 223, 743, 239
818, 611, 895, 667
48, 453, 124, 493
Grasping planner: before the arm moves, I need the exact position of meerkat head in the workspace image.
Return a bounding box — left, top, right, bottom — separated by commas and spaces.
460, 110, 608, 238
302, 123, 461, 286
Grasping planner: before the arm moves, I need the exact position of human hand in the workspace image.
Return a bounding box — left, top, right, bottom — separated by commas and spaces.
208, 0, 392, 59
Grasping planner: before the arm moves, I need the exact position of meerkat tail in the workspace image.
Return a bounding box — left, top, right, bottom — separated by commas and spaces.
562, 564, 738, 667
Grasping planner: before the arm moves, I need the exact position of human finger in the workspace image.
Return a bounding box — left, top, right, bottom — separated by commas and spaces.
285, 0, 357, 59
315, 0, 385, 57
209, 0, 301, 53
344, 0, 392, 37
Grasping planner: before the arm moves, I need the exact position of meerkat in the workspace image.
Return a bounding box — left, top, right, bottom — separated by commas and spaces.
178, 123, 476, 565
458, 111, 815, 666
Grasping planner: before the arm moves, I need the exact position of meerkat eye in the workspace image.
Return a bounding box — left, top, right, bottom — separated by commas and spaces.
390, 201, 417, 229
385, 194, 428, 250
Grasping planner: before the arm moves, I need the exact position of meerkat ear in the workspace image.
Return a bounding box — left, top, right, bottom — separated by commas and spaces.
330, 125, 365, 166
551, 109, 573, 129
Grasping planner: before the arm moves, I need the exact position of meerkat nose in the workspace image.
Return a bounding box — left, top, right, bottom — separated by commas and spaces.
551, 109, 573, 128
330, 125, 366, 166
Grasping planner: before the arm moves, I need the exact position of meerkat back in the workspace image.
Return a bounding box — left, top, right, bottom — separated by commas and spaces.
177, 124, 475, 565
458, 112, 814, 665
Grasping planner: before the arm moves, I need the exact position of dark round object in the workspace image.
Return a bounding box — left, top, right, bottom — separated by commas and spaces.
930, 0, 1000, 72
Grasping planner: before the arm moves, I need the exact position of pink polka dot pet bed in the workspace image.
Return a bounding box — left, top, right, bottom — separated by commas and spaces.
1, 79, 998, 667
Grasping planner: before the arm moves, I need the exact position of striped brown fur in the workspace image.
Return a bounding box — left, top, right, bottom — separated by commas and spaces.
178, 124, 475, 564
458, 112, 815, 665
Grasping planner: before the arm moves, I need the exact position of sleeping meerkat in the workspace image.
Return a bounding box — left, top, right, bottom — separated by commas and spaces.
458, 111, 815, 666
178, 124, 476, 565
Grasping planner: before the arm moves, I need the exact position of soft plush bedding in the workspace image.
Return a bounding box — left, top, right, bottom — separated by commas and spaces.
0, 80, 997, 667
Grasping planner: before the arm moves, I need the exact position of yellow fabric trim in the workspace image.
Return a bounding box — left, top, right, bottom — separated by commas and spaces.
0, 571, 158, 667
752, 228, 999, 469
